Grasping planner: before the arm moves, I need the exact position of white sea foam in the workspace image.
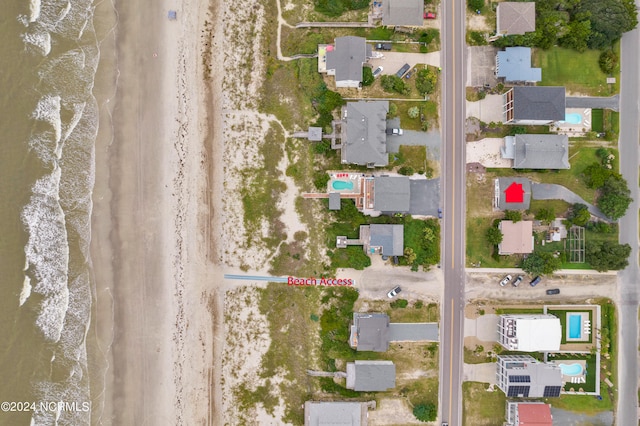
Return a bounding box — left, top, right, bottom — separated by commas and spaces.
36, 289, 69, 342
32, 95, 62, 147
19, 275, 32, 306
21, 30, 51, 56
61, 102, 85, 142
29, 0, 41, 22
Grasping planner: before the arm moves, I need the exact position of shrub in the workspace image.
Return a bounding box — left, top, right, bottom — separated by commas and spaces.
413, 402, 437, 422
468, 31, 487, 45
599, 50, 618, 74
390, 299, 409, 309
408, 106, 420, 118
313, 171, 330, 189
504, 210, 522, 223
388, 103, 398, 117
486, 226, 503, 245
415, 67, 438, 96
381, 75, 409, 95
362, 66, 374, 86
414, 300, 424, 309
398, 166, 415, 176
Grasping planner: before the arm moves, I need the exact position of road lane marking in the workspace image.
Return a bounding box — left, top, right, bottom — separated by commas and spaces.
449, 297, 454, 422
450, 0, 456, 270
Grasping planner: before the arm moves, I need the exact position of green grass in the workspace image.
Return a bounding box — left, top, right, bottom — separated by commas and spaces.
495, 308, 544, 314
529, 199, 571, 217
462, 382, 507, 426
388, 302, 439, 323
393, 101, 439, 131
533, 47, 615, 96
591, 109, 604, 132
547, 389, 613, 414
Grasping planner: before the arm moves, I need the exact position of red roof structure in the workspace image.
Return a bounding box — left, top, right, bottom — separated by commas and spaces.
517, 403, 553, 425
505, 182, 525, 203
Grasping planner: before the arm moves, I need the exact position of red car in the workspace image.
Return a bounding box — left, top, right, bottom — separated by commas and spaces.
424, 12, 436, 19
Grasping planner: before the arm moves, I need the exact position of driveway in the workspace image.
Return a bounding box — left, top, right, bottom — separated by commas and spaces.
530, 183, 609, 221
463, 363, 496, 384
386, 129, 442, 156
464, 314, 499, 341
466, 94, 504, 123
369, 51, 441, 76
466, 138, 511, 167
389, 323, 439, 342
466, 46, 499, 87
566, 95, 619, 111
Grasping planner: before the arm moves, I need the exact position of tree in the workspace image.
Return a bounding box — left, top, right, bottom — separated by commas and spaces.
599, 50, 619, 74
504, 210, 522, 223
521, 252, 562, 275
362, 66, 374, 86
586, 241, 631, 271
598, 175, 632, 220
535, 207, 556, 224
486, 226, 503, 245
415, 68, 438, 96
313, 171, 330, 189
467, 0, 484, 12
567, 203, 590, 226
398, 166, 415, 176
576, 0, 638, 49
559, 19, 591, 52
380, 75, 409, 95
408, 106, 420, 118
413, 402, 437, 422
388, 102, 398, 117
583, 162, 614, 188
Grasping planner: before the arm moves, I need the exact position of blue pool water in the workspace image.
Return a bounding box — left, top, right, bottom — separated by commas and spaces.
559, 363, 584, 376
332, 180, 354, 190
569, 314, 582, 339
564, 113, 582, 124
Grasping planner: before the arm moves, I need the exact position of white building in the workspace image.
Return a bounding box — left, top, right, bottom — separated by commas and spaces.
498, 314, 561, 352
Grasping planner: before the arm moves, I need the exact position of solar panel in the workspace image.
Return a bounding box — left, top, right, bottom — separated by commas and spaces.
507, 386, 530, 397
509, 375, 531, 383
543, 386, 562, 397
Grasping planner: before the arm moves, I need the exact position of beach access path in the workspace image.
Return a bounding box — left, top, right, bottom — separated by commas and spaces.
90, 0, 225, 424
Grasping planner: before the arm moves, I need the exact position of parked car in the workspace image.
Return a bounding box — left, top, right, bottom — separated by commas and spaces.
424, 12, 437, 19
499, 275, 512, 287
375, 42, 392, 50
395, 63, 411, 78
437, 208, 442, 219
372, 66, 383, 78
387, 285, 402, 298
512, 275, 523, 287
530, 276, 542, 287
385, 128, 404, 135
546, 288, 560, 295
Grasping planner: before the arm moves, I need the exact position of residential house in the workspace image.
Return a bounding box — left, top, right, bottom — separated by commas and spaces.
496, 47, 541, 83
498, 220, 534, 255
506, 402, 553, 426
373, 176, 410, 212
503, 87, 566, 125
502, 134, 569, 169
324, 36, 372, 88
382, 0, 424, 26
496, 2, 536, 36
341, 101, 389, 167
496, 355, 563, 398
349, 313, 439, 352
495, 177, 532, 211
304, 401, 371, 426
346, 360, 396, 391
498, 314, 562, 351
364, 224, 404, 256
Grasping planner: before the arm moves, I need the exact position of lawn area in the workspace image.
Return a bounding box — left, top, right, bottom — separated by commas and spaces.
533, 47, 615, 96
392, 100, 439, 132
462, 382, 507, 426
390, 145, 428, 174
528, 199, 571, 217
591, 109, 604, 133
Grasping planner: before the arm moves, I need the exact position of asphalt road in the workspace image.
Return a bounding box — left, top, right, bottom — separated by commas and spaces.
614, 21, 640, 426
438, 0, 467, 424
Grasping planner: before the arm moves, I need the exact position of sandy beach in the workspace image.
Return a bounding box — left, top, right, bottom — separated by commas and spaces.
90, 0, 226, 423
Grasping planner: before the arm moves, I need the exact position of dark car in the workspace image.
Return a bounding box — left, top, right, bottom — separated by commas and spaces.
375, 42, 392, 50
437, 208, 442, 219
395, 63, 411, 78
530, 276, 542, 287
512, 275, 523, 287
387, 285, 402, 298
546, 288, 560, 295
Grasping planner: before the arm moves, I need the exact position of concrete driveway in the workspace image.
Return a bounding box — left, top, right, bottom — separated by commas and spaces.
385, 129, 442, 156
463, 362, 496, 384
466, 94, 504, 123
464, 314, 499, 341
466, 46, 499, 87
369, 51, 441, 76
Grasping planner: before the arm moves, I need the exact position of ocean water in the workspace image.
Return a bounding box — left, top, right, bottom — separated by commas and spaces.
0, 0, 98, 424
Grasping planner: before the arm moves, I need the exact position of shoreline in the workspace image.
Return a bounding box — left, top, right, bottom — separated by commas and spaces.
89, 0, 226, 422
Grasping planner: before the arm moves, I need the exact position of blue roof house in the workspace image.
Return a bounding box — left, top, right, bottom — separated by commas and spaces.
496, 47, 541, 83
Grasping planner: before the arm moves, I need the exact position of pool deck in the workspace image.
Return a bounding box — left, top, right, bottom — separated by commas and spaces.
550, 359, 587, 384
552, 108, 592, 136
565, 311, 591, 343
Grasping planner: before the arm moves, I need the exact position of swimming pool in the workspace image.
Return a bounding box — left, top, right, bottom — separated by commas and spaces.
332, 180, 354, 190
564, 113, 582, 124
569, 314, 582, 339
559, 363, 584, 376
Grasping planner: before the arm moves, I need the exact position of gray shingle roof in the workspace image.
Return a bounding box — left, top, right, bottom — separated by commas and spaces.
304, 401, 366, 426
346, 360, 396, 391
513, 134, 569, 169
369, 224, 404, 256
497, 177, 532, 211
373, 176, 410, 212
343, 101, 389, 166
497, 2, 536, 35
353, 313, 390, 352
382, 0, 424, 26
326, 36, 368, 84
496, 47, 541, 82
513, 87, 565, 122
